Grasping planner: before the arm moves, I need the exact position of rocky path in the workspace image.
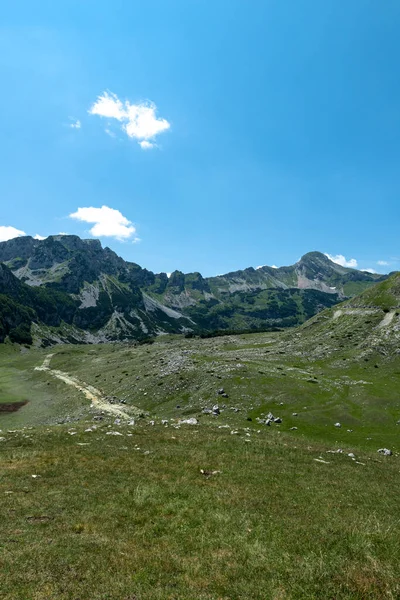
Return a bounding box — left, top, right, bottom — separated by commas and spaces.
35, 354, 130, 419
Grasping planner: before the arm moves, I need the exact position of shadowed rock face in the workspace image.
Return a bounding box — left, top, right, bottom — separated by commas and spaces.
0, 236, 390, 344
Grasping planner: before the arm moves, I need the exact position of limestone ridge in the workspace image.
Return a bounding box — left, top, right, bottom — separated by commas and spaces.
0, 236, 388, 344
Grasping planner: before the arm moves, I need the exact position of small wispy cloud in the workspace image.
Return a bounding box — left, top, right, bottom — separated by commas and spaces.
69, 118, 81, 129
88, 91, 170, 149
377, 260, 389, 266
0, 225, 26, 242
69, 205, 139, 242
256, 264, 278, 270
139, 140, 156, 150
325, 253, 358, 268
362, 268, 377, 274
105, 128, 116, 138
34, 234, 46, 240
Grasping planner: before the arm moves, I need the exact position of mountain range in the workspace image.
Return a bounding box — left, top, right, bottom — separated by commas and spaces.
0, 235, 389, 345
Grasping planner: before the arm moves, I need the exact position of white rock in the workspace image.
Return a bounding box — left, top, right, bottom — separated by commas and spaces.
377, 448, 392, 456
178, 418, 198, 425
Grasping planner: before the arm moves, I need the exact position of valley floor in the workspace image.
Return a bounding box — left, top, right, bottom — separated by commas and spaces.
0, 331, 399, 599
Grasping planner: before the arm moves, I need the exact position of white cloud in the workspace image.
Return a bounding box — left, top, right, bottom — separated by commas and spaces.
34, 234, 46, 240
0, 225, 26, 242
89, 92, 126, 121
139, 140, 156, 150
166, 272, 172, 278
271, 265, 278, 269
256, 265, 264, 270
377, 260, 389, 266
89, 91, 170, 149
69, 205, 138, 241
362, 268, 377, 274
325, 253, 358, 268
69, 119, 81, 129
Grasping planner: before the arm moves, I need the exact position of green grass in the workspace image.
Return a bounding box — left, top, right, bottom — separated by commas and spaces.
1, 326, 400, 598
1, 422, 399, 599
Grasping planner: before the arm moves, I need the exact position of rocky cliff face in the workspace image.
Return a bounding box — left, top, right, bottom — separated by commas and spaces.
0, 236, 388, 344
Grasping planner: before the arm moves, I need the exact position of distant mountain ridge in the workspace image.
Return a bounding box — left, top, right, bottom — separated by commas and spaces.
0, 235, 388, 344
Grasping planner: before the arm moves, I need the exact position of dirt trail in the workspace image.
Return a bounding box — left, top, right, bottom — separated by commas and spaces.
333, 308, 380, 321
35, 354, 130, 419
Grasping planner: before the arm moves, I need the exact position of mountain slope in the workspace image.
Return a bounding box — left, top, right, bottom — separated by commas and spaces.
290, 272, 400, 361
0, 235, 389, 343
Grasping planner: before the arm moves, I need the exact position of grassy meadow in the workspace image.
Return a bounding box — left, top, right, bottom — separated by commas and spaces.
1, 328, 400, 599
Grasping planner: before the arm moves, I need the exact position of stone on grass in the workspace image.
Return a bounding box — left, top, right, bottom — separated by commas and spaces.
334, 422, 341, 428
377, 448, 392, 456
212, 405, 220, 415
274, 417, 282, 424
178, 418, 198, 425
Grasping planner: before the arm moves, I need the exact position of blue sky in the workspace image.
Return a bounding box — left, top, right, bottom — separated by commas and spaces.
1, 0, 399, 276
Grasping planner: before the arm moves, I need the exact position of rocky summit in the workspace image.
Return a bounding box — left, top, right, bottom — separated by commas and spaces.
0, 235, 388, 345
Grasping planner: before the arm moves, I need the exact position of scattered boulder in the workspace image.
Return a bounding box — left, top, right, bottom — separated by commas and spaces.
377, 448, 392, 456
200, 469, 221, 478
292, 412, 298, 417
212, 405, 220, 415
202, 408, 212, 415
290, 427, 298, 431
274, 417, 282, 424
334, 422, 341, 428
178, 418, 198, 425
217, 388, 225, 395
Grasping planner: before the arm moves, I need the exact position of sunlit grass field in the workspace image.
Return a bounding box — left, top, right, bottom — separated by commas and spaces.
1, 330, 399, 599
